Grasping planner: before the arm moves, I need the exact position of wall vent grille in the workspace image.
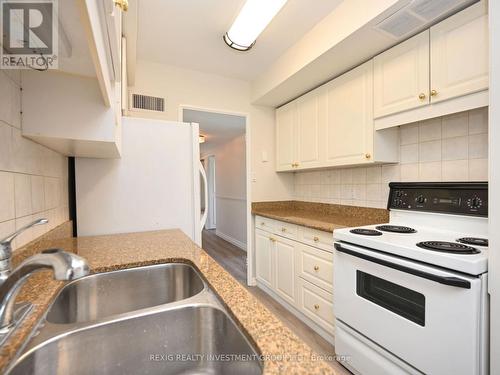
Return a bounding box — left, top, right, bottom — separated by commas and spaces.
374, 0, 477, 39
131, 94, 165, 112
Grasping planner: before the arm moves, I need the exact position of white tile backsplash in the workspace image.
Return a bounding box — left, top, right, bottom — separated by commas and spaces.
0, 70, 69, 250
293, 108, 489, 208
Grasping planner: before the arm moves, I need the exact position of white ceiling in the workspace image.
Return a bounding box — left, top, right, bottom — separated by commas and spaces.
183, 109, 245, 149
136, 0, 343, 81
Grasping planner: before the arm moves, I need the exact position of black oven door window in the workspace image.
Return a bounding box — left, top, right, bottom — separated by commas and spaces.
356, 271, 425, 326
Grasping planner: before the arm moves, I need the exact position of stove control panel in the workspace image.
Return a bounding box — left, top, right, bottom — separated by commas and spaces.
388, 182, 488, 217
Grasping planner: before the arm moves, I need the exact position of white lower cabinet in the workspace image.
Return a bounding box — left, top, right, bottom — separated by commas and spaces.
255, 229, 274, 289
255, 216, 334, 340
274, 236, 297, 305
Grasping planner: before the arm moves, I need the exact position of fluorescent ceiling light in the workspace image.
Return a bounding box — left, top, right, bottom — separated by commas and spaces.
224, 0, 288, 51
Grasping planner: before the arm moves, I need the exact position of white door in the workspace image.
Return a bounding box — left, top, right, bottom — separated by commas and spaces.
430, 2, 488, 103
274, 236, 297, 305
325, 61, 374, 166
295, 90, 323, 169
255, 229, 273, 289
275, 102, 296, 171
374, 30, 430, 118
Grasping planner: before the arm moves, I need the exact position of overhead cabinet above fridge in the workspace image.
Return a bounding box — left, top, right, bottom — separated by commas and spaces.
21, 0, 131, 158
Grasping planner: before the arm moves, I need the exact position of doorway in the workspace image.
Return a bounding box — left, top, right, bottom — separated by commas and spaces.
182, 108, 248, 255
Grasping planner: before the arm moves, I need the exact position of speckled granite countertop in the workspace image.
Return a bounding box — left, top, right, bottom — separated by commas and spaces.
1, 222, 336, 374
252, 201, 389, 232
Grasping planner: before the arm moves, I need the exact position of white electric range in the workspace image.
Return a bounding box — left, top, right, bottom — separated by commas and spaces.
333, 182, 489, 375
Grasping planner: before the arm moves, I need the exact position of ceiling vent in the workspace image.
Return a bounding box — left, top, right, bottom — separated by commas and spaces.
375, 0, 477, 39
130, 93, 165, 112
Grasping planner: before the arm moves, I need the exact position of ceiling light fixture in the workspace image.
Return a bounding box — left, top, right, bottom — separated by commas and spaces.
224, 0, 288, 51
199, 135, 206, 144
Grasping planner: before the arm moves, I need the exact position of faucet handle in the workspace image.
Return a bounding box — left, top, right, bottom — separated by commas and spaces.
0, 218, 48, 247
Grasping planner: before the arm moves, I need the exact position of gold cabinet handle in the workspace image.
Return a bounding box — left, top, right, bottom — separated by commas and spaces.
269, 237, 276, 242
313, 265, 319, 271
430, 89, 438, 97
281, 227, 287, 232
314, 304, 320, 310
313, 236, 319, 242
418, 93, 426, 100
114, 0, 128, 11
365, 153, 371, 159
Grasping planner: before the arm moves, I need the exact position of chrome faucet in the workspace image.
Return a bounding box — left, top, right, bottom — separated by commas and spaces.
0, 249, 89, 336
0, 218, 48, 284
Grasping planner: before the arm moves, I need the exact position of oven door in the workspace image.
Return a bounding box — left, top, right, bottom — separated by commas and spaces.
334, 241, 484, 375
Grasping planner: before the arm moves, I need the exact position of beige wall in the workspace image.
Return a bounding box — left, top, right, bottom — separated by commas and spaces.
0, 70, 69, 250
293, 108, 488, 208
130, 61, 294, 202
202, 135, 247, 249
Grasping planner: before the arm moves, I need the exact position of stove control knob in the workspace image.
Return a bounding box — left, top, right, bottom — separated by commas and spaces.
415, 195, 426, 204
469, 197, 482, 209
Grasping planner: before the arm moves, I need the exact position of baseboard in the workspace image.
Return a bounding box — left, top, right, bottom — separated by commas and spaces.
215, 230, 247, 251
256, 281, 335, 344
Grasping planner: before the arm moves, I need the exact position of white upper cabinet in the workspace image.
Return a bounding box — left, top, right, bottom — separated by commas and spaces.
430, 2, 488, 103
374, 31, 430, 118
275, 60, 398, 172
325, 61, 375, 166
374, 2, 488, 128
276, 102, 296, 171
295, 90, 324, 169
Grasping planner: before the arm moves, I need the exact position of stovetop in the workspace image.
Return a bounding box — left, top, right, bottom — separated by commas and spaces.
334, 223, 488, 275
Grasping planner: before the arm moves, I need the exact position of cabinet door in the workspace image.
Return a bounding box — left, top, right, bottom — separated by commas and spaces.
374, 31, 430, 118
430, 2, 488, 103
274, 236, 297, 305
275, 102, 296, 171
295, 90, 324, 169
255, 229, 273, 289
325, 61, 374, 166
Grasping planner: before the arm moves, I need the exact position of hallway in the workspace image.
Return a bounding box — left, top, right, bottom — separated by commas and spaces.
201, 229, 350, 374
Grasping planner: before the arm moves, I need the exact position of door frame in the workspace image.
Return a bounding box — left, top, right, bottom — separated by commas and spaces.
178, 105, 254, 286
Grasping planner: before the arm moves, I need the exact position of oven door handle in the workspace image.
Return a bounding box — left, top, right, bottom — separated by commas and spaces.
334, 243, 471, 289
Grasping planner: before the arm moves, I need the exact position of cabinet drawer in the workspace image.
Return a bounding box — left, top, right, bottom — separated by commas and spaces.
298, 244, 333, 293
300, 227, 333, 252
255, 216, 276, 233
297, 278, 334, 334
275, 221, 298, 240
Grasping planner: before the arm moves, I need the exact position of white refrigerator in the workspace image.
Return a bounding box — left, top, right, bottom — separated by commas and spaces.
75, 117, 208, 245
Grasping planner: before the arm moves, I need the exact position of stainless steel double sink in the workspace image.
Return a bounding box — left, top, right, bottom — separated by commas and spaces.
6, 263, 263, 375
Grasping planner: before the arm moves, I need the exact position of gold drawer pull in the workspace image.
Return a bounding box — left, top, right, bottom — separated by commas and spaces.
314, 304, 320, 310
314, 265, 319, 271
269, 237, 276, 242
365, 153, 371, 159
430, 89, 438, 97
313, 236, 319, 242
418, 93, 426, 100
281, 227, 287, 232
